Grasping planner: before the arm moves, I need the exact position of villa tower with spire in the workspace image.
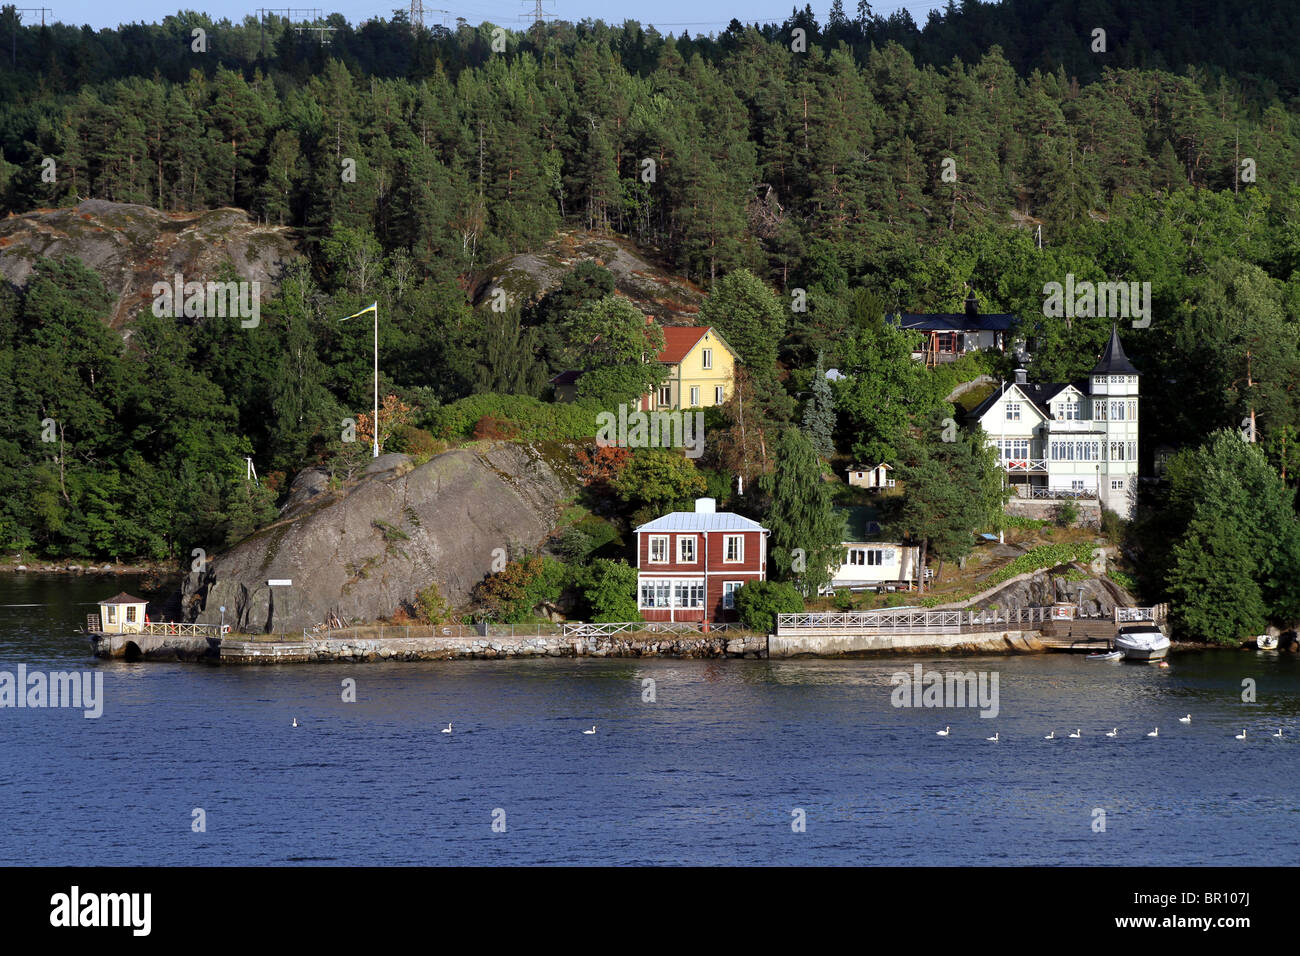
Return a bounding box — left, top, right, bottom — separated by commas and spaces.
966, 326, 1141, 519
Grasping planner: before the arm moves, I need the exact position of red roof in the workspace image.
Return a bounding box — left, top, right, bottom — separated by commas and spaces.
658, 326, 711, 364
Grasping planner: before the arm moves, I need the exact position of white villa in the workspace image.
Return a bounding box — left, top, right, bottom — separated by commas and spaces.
966, 327, 1140, 519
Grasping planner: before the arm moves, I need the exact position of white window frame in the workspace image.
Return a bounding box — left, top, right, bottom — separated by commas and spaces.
722, 581, 743, 609
689, 386, 700, 407
723, 534, 744, 563
1005, 402, 1021, 422
1111, 479, 1125, 490
106, 606, 117, 624
648, 535, 670, 564
702, 348, 713, 370
671, 580, 705, 609
657, 385, 671, 407
715, 385, 725, 404
678, 535, 697, 563
638, 578, 673, 609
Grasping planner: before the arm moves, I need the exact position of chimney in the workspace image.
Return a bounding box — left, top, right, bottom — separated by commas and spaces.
1014, 368, 1027, 385
694, 497, 716, 514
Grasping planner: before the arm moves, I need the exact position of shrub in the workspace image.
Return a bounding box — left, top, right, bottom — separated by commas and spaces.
1107, 569, 1138, 595
985, 542, 1098, 587
473, 556, 567, 623
1053, 501, 1080, 527
388, 424, 444, 463
574, 558, 640, 622
833, 588, 855, 611
1099, 506, 1127, 544
575, 444, 633, 487
424, 393, 597, 442
733, 580, 804, 633
472, 415, 520, 440
415, 582, 451, 624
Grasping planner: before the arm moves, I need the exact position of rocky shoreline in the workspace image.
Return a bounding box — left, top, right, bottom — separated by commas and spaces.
1, 561, 176, 575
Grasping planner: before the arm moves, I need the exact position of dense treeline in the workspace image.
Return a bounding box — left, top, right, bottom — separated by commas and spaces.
1, 3, 1298, 640
4, 8, 1300, 283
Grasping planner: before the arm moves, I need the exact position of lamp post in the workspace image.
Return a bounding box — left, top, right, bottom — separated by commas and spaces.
341, 302, 380, 458
219, 605, 226, 634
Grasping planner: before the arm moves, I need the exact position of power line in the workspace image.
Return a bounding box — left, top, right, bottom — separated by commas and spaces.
255, 7, 323, 56
11, 7, 54, 69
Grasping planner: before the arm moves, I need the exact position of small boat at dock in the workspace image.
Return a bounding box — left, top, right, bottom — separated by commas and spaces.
1086, 649, 1124, 661
1257, 634, 1279, 650
1114, 624, 1171, 661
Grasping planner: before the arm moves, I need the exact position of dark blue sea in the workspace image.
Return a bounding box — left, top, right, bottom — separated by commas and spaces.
2, 573, 1297, 865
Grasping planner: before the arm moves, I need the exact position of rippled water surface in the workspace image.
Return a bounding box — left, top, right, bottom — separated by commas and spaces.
2, 573, 1298, 865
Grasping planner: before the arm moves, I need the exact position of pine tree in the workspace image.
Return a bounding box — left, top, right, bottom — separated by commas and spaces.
759, 428, 841, 595
802, 351, 836, 458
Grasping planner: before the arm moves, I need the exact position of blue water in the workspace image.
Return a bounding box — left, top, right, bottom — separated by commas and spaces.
2, 573, 1298, 865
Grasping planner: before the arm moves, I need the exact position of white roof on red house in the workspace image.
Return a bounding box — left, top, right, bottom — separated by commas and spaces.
635, 511, 768, 533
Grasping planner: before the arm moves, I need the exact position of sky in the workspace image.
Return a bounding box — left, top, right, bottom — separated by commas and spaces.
44, 1, 948, 35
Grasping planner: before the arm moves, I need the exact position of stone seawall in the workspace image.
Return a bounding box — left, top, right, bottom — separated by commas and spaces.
90, 631, 770, 663
90, 629, 1050, 663
768, 630, 1045, 657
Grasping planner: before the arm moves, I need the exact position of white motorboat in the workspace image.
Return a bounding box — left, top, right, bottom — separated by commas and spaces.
1257, 634, 1279, 650
1114, 624, 1171, 661
1086, 649, 1124, 661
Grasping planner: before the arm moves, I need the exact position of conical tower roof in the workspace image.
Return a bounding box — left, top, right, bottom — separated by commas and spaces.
1090, 325, 1140, 376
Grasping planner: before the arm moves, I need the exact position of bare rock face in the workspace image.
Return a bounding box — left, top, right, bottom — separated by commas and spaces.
475, 229, 706, 323
0, 200, 299, 327
178, 442, 574, 634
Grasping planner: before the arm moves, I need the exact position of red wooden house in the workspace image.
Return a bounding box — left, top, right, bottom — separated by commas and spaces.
634, 498, 769, 623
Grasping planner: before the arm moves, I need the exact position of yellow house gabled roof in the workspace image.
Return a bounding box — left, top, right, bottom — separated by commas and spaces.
656, 326, 741, 366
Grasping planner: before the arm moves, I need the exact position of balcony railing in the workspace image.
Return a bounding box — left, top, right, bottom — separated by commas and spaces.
1002, 458, 1048, 473
1028, 487, 1097, 500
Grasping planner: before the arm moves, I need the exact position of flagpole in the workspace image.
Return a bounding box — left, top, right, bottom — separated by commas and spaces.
341, 302, 380, 458
372, 305, 379, 458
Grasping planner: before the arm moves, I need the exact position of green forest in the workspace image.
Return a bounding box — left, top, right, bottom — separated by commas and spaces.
1, 2, 1299, 642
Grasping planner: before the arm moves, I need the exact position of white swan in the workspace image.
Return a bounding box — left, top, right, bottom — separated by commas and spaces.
441, 722, 452, 734
1106, 728, 1117, 737
986, 732, 999, 742
292, 718, 298, 728
1068, 729, 1081, 738
583, 726, 597, 734
936, 727, 950, 736
1044, 731, 1055, 740
1179, 714, 1191, 723
1273, 729, 1283, 739
1235, 729, 1246, 740
1147, 727, 1158, 737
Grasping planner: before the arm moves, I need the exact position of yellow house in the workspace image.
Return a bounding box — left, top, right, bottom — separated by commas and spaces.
646, 326, 739, 411
96, 592, 149, 634
549, 323, 740, 411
